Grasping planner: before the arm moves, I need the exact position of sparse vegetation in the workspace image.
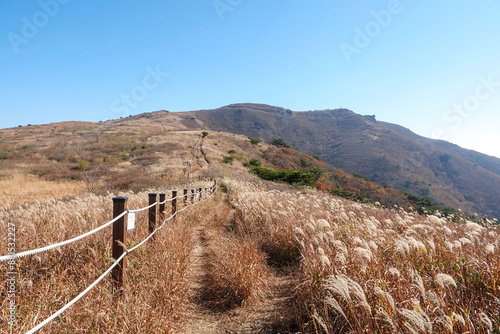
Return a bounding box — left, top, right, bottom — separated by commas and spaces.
301, 159, 324, 180
249, 166, 316, 188
248, 136, 262, 145
353, 173, 372, 182
270, 137, 291, 148
202, 131, 209, 138
222, 155, 234, 164
310, 154, 323, 161
76, 160, 90, 171
243, 158, 262, 168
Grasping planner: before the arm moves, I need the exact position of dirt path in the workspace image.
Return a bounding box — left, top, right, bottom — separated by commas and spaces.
183, 196, 297, 334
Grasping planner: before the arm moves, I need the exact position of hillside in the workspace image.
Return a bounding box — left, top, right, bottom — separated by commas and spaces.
2, 104, 499, 220
0, 117, 412, 214
1, 116, 499, 333
187, 103, 500, 219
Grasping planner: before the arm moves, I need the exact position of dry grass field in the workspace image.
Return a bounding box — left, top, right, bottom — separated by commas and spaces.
0, 169, 86, 211
227, 179, 500, 333
1, 121, 499, 333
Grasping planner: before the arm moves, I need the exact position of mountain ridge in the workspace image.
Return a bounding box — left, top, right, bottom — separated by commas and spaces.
2, 103, 499, 219
186, 103, 500, 219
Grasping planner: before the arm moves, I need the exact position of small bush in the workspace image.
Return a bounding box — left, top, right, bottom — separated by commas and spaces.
222, 155, 234, 164
250, 166, 315, 187
248, 158, 262, 167
353, 173, 372, 182
300, 159, 323, 180
270, 137, 291, 148
76, 160, 89, 171
248, 137, 262, 145
228, 149, 236, 155
202, 131, 209, 138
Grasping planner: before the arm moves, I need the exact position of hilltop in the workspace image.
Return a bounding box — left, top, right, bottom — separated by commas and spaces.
189, 103, 500, 219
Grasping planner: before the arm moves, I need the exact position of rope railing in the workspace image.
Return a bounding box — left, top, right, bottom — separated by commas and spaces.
158, 191, 190, 205
24, 181, 217, 334
0, 186, 212, 262
132, 201, 159, 213
0, 211, 126, 262
0, 200, 162, 262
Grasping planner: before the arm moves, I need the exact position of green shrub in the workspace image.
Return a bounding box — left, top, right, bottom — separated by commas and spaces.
250, 166, 315, 187
76, 160, 90, 171
228, 149, 236, 155
222, 155, 234, 164
270, 137, 291, 148
300, 159, 323, 180
248, 137, 262, 145
202, 131, 209, 138
353, 173, 372, 182
248, 159, 262, 167
243, 159, 262, 168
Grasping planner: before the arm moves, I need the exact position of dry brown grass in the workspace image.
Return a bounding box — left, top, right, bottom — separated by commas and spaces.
0, 169, 86, 211
192, 193, 271, 310
202, 233, 270, 309
226, 178, 500, 333
0, 183, 214, 333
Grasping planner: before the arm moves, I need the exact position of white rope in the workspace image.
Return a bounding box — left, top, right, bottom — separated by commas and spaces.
132, 201, 158, 213
0, 211, 127, 262
0, 187, 216, 262
25, 252, 127, 334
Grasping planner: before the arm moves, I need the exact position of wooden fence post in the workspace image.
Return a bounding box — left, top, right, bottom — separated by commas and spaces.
172, 190, 177, 222
191, 189, 195, 204
183, 189, 188, 207
159, 193, 166, 222
198, 187, 202, 201
112, 196, 128, 296
149, 193, 157, 237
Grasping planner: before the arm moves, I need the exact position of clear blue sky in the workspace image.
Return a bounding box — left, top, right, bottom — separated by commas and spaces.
1, 0, 500, 158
